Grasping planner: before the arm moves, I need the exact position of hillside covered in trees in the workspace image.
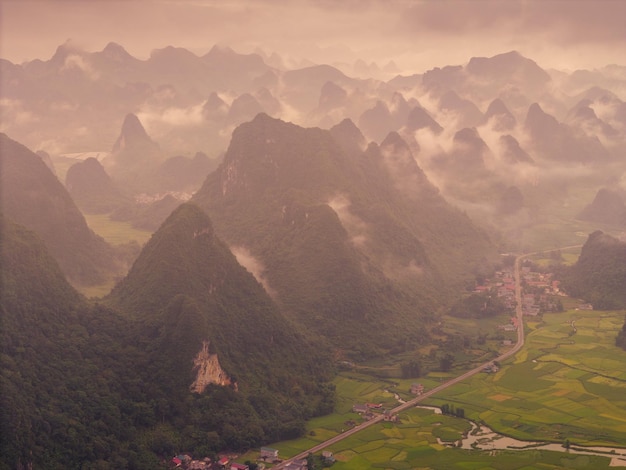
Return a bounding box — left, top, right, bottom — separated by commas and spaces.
0, 210, 334, 469
559, 231, 626, 310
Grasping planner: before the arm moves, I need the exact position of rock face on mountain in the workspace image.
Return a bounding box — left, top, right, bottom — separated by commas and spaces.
107, 202, 333, 436
578, 188, 626, 226
0, 133, 120, 285
193, 114, 496, 355
65, 157, 129, 213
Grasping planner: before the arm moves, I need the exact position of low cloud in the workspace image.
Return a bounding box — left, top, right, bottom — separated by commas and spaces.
327, 194, 368, 247
230, 246, 276, 297
62, 54, 100, 80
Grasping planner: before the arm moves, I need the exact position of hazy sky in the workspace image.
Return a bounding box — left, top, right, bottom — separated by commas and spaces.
1, 0, 625, 72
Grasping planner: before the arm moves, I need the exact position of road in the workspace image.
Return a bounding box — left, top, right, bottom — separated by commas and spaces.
274, 246, 581, 468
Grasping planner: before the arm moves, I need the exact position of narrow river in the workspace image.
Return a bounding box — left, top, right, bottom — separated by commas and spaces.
414, 406, 626, 466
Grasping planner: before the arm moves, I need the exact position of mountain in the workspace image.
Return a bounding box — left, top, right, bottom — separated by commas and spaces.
560, 231, 626, 309
465, 51, 551, 94
65, 157, 130, 213
201, 45, 271, 93
439, 91, 484, 129
358, 93, 412, 143
1, 216, 94, 469
423, 51, 551, 105
228, 92, 265, 124
566, 99, 619, 140
0, 217, 160, 469
107, 202, 334, 441
524, 102, 608, 162
110, 193, 182, 231
152, 152, 215, 193
193, 114, 497, 356
499, 134, 534, 164
103, 113, 164, 193
203, 91, 229, 120
447, 127, 491, 170
1, 202, 334, 468
577, 188, 626, 226
358, 100, 394, 142
318, 81, 348, 112
484, 98, 517, 131
404, 105, 443, 134
282, 64, 357, 112
0, 133, 121, 286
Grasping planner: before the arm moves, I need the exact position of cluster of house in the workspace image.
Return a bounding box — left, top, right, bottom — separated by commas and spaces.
169, 447, 281, 470
476, 266, 563, 318
280, 451, 334, 470
482, 362, 500, 373
352, 401, 402, 423
473, 269, 516, 309
520, 267, 562, 316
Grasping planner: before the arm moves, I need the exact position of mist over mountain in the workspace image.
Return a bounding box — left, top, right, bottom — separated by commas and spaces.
193, 113, 497, 356
578, 188, 626, 227
3, 35, 626, 469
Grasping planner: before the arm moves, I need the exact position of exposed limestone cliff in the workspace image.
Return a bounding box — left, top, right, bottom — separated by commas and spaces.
190, 340, 232, 393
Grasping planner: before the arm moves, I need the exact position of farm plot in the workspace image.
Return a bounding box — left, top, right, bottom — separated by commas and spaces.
425, 310, 626, 447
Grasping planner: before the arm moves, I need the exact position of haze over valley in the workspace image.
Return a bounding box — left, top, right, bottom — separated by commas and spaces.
2, 1, 626, 469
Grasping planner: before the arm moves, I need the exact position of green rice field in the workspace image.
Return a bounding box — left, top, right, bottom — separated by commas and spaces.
425, 310, 626, 448
78, 214, 152, 298
260, 309, 626, 469
84, 213, 153, 246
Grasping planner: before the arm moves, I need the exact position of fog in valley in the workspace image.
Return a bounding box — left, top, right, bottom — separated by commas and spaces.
2, 1, 626, 469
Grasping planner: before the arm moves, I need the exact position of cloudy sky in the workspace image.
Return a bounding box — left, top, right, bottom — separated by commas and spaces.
1, 0, 625, 72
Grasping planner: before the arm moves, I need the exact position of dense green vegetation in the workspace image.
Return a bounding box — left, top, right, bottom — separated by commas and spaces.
448, 290, 511, 319
559, 231, 626, 309
1, 207, 334, 469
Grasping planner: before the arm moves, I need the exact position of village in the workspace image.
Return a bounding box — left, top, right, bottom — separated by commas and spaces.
475, 264, 565, 325
167, 263, 582, 470
168, 445, 335, 470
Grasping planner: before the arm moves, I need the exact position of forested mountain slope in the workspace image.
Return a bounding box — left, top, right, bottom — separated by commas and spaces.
193, 113, 497, 357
